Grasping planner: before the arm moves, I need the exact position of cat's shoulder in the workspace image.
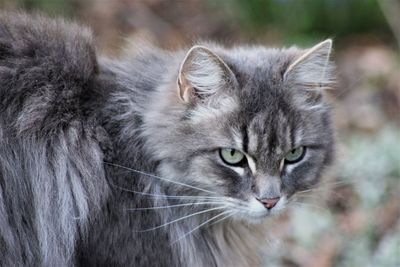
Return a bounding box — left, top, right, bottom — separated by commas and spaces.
0, 12, 99, 135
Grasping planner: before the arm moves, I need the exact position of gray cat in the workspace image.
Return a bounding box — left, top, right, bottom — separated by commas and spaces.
0, 12, 335, 267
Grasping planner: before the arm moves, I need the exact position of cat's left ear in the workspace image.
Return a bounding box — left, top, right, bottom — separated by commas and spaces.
283, 39, 334, 90
177, 45, 237, 103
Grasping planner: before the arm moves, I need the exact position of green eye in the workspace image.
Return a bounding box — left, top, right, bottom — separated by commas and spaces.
284, 146, 306, 164
219, 148, 245, 166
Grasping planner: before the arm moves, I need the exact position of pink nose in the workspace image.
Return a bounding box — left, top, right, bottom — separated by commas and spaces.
258, 197, 280, 209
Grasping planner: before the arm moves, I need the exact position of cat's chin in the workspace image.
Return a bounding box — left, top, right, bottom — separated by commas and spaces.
231, 212, 271, 225
232, 209, 282, 225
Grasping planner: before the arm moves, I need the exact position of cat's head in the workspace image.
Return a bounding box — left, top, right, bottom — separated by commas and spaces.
143, 40, 335, 222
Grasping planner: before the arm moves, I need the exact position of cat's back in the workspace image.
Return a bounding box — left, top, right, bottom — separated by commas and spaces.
0, 11, 99, 134
0, 12, 109, 266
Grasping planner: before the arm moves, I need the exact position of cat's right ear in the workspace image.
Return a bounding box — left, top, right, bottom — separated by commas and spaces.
177, 46, 237, 103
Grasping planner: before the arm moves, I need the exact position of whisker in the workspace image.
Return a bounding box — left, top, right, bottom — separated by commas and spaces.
293, 195, 326, 202
296, 188, 317, 194
320, 180, 355, 187
220, 203, 250, 212
201, 197, 249, 212
125, 201, 224, 211
209, 210, 237, 226
170, 210, 233, 245
111, 182, 223, 200
296, 186, 351, 201
104, 161, 217, 195
289, 201, 328, 212
137, 206, 226, 232
295, 180, 354, 196
301, 181, 354, 193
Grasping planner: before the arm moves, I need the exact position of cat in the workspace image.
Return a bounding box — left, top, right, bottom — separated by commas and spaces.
0, 12, 335, 267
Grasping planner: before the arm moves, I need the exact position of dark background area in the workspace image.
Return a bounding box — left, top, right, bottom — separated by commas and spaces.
1, 1, 399, 266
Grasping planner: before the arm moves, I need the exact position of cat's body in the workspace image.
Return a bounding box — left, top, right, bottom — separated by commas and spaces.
0, 13, 335, 266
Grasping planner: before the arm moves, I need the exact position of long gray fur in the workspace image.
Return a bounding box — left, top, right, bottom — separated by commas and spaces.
0, 12, 335, 266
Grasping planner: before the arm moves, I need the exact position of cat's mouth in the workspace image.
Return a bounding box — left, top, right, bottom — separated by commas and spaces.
227, 195, 287, 223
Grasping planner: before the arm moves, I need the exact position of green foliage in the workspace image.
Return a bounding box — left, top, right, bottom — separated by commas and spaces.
218, 0, 392, 45
13, 0, 77, 17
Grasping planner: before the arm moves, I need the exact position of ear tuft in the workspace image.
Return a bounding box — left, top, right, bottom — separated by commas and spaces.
177, 45, 236, 103
284, 39, 335, 90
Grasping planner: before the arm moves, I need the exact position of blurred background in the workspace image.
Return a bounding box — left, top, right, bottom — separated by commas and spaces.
1, 0, 398, 266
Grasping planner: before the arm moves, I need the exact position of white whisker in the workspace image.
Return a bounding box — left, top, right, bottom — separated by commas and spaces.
289, 201, 327, 212
171, 210, 233, 245
125, 201, 224, 211
111, 182, 223, 200
137, 206, 226, 232
214, 199, 251, 212
104, 161, 217, 195
209, 210, 237, 226
296, 188, 316, 194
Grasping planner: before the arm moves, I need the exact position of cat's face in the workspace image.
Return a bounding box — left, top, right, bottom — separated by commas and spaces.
144, 40, 335, 222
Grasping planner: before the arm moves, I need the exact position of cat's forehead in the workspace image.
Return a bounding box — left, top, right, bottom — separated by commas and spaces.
217, 47, 301, 111
233, 105, 294, 153
219, 46, 300, 82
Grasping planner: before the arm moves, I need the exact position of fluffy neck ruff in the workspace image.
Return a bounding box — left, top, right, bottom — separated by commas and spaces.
169, 211, 269, 266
